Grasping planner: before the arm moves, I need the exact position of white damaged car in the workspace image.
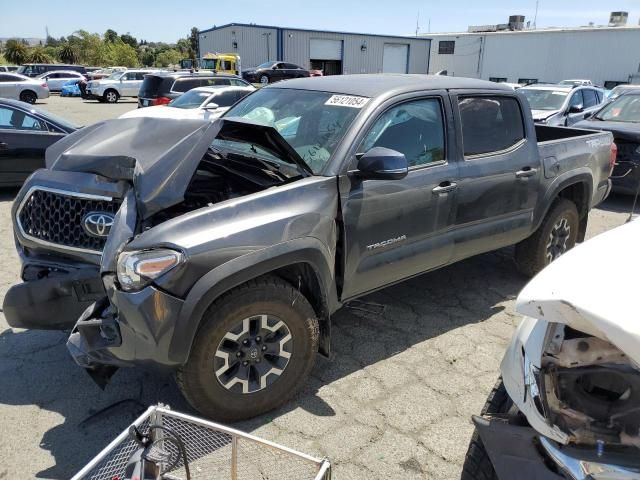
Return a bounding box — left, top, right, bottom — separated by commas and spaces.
463, 219, 640, 479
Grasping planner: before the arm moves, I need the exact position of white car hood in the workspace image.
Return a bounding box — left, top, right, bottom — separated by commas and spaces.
120, 106, 228, 121
516, 218, 640, 365
531, 109, 559, 121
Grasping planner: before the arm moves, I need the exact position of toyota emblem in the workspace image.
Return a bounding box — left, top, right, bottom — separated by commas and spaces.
82, 212, 115, 238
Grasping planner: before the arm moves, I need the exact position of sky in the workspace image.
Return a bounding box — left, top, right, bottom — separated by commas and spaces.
1, 0, 638, 43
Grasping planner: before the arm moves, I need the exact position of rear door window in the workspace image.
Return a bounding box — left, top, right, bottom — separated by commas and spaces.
205, 78, 232, 87
582, 89, 598, 108
173, 78, 205, 92
0, 106, 44, 130
458, 96, 525, 156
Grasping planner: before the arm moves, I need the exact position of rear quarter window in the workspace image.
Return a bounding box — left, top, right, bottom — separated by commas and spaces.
458, 96, 525, 156
173, 78, 202, 92
204, 78, 232, 87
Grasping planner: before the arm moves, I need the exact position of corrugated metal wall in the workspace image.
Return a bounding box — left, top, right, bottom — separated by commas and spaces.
427, 28, 640, 85
200, 25, 430, 73
199, 25, 278, 69
282, 30, 430, 74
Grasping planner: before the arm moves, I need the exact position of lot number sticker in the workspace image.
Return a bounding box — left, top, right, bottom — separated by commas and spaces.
325, 95, 370, 108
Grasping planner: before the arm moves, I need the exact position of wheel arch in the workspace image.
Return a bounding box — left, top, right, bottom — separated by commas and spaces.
169, 237, 339, 365
535, 173, 592, 242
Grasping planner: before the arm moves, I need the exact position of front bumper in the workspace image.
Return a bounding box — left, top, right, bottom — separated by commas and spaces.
66, 275, 185, 371
473, 416, 640, 480
3, 264, 104, 330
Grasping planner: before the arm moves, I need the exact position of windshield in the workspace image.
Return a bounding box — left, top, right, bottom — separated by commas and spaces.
520, 89, 568, 111
595, 95, 640, 122
105, 71, 124, 80
216, 88, 365, 174
169, 90, 211, 109
257, 62, 276, 69
609, 86, 640, 101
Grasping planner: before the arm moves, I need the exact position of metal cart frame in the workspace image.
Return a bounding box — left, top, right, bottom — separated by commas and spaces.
72, 405, 331, 480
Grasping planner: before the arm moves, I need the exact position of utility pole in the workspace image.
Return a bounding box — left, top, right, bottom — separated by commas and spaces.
533, 0, 539, 29
416, 11, 420, 36
428, 18, 431, 33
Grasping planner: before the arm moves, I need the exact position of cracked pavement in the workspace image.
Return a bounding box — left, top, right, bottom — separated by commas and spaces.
0, 96, 634, 479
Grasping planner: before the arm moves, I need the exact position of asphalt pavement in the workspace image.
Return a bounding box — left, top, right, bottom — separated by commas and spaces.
0, 96, 634, 478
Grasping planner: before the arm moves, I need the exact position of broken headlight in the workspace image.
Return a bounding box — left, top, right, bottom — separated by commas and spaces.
116, 249, 183, 291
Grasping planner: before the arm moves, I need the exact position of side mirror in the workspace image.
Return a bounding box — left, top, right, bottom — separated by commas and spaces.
568, 104, 583, 114
203, 102, 219, 110
272, 65, 278, 70
355, 147, 408, 180
583, 111, 594, 119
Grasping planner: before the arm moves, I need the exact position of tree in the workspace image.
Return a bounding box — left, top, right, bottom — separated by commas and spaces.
46, 35, 61, 47
176, 38, 192, 57
189, 27, 199, 58
105, 39, 139, 67
119, 33, 138, 49
59, 43, 78, 63
104, 29, 119, 43
4, 39, 28, 65
140, 49, 156, 67
155, 48, 182, 67
28, 47, 53, 64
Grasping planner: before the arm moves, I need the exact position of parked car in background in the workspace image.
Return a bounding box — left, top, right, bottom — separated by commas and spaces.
3, 75, 615, 421
463, 218, 640, 480
0, 99, 79, 186
86, 67, 126, 81
0, 66, 19, 72
242, 61, 310, 85
122, 85, 255, 120
60, 79, 82, 97
519, 84, 606, 126
86, 69, 157, 103
17, 63, 87, 77
0, 73, 49, 104
137, 72, 251, 108
607, 84, 640, 101
37, 70, 86, 92
309, 69, 323, 77
559, 79, 593, 86
573, 91, 640, 195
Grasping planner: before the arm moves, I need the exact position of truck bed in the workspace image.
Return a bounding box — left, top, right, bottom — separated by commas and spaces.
535, 124, 613, 208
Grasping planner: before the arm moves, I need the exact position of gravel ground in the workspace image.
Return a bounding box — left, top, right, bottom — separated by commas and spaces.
0, 96, 634, 478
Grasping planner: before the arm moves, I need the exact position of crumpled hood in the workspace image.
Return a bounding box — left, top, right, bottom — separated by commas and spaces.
572, 119, 640, 142
531, 109, 559, 121
45, 116, 308, 219
516, 218, 640, 365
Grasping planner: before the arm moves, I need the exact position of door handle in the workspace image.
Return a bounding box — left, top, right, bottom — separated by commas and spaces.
0, 142, 8, 151
432, 181, 458, 194
515, 167, 538, 178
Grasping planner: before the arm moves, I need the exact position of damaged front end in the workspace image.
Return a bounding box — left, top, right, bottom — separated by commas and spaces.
4, 116, 331, 385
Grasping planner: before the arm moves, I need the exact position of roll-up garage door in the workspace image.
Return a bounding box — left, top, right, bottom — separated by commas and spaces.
310, 39, 343, 60
383, 43, 409, 73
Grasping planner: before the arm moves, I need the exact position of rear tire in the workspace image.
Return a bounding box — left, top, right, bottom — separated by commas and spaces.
259, 74, 269, 85
103, 89, 119, 103
19, 90, 37, 104
515, 198, 579, 277
461, 379, 513, 480
176, 276, 319, 421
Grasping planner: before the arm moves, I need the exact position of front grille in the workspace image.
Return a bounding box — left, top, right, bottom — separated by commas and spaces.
17, 188, 121, 253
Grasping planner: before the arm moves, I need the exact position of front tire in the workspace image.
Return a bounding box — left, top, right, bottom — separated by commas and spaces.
103, 89, 119, 103
515, 198, 579, 277
461, 379, 513, 480
176, 276, 319, 421
19, 90, 37, 104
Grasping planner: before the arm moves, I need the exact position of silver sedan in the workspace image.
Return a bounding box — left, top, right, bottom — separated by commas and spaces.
37, 70, 85, 92
0, 73, 50, 104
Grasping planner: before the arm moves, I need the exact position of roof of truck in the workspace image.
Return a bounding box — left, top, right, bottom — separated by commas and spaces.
268, 74, 513, 97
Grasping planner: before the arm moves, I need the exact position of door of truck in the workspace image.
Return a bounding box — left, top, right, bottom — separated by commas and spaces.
448, 91, 541, 260
339, 92, 459, 300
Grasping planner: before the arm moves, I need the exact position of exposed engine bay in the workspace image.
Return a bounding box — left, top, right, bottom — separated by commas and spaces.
540, 323, 640, 449
148, 149, 301, 226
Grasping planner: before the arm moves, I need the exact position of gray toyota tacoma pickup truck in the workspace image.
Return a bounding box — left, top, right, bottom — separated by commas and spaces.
4, 75, 615, 420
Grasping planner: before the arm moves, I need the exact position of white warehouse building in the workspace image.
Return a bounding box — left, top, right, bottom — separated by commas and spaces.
198, 23, 430, 75
425, 25, 640, 88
